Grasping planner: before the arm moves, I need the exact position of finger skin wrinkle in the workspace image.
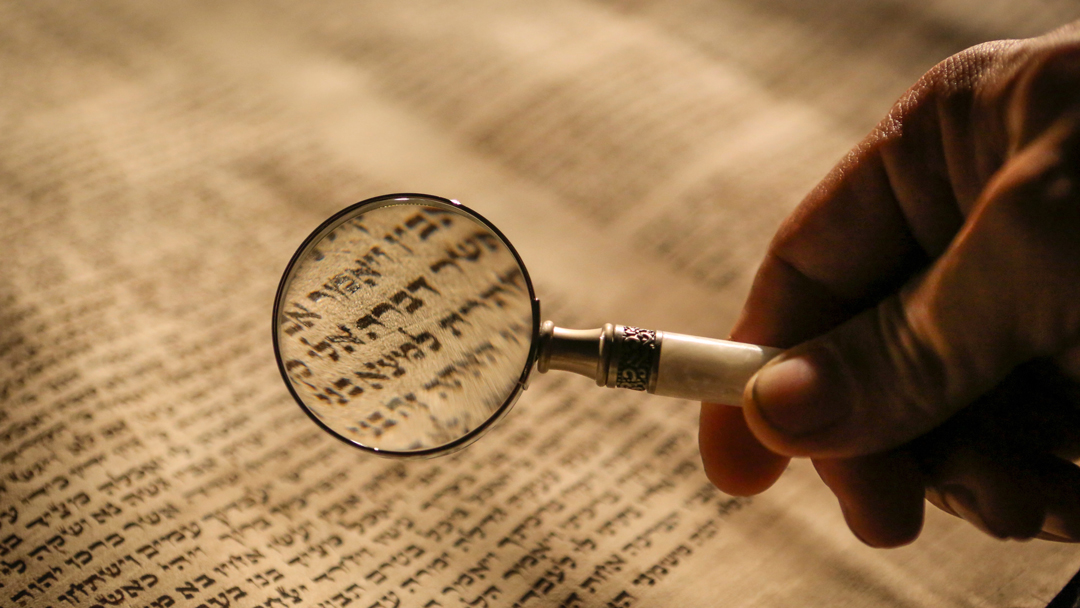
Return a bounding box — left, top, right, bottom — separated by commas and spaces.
871, 294, 952, 444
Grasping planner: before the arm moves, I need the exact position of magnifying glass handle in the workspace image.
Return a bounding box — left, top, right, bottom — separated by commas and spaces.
536, 321, 782, 405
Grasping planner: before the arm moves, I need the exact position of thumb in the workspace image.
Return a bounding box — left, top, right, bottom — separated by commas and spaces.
742, 130, 1080, 459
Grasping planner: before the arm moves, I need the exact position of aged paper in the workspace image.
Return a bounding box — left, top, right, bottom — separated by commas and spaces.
3, 2, 1080, 607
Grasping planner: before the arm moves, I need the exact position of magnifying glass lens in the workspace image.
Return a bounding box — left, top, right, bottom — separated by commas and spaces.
273, 194, 537, 457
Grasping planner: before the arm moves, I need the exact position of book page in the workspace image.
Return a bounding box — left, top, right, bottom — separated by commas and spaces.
3, 2, 1080, 608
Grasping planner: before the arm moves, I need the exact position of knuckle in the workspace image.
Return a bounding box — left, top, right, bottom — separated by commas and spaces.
868, 39, 1021, 145
874, 41, 1012, 139
1009, 31, 1080, 146
1020, 43, 1080, 99
928, 39, 1018, 96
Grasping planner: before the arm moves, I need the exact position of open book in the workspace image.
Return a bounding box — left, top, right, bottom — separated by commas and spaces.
4, 2, 1080, 607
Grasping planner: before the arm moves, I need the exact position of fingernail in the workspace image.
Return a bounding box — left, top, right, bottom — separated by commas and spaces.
940, 484, 1005, 539
750, 351, 848, 437
1036, 531, 1077, 543
925, 487, 958, 517
838, 502, 877, 548
1042, 514, 1080, 542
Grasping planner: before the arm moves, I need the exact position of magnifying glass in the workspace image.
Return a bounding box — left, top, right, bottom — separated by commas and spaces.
273, 193, 780, 457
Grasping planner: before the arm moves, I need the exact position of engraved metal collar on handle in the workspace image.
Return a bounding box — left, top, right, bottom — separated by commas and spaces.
537, 321, 662, 392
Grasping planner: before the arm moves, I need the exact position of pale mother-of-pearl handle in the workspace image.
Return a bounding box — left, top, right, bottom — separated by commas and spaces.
536, 321, 782, 405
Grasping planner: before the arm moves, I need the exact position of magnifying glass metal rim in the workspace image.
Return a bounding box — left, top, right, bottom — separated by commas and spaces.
272, 193, 541, 459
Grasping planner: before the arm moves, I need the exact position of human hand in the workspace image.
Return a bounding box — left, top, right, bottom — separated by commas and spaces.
700, 22, 1080, 547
